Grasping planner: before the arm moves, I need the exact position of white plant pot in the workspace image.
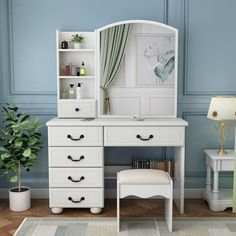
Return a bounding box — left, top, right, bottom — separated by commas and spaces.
74, 43, 82, 49
9, 186, 31, 212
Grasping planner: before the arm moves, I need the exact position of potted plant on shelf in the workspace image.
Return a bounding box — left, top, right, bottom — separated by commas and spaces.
70, 34, 85, 49
0, 103, 43, 212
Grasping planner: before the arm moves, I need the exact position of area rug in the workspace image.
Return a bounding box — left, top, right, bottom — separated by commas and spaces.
14, 217, 236, 236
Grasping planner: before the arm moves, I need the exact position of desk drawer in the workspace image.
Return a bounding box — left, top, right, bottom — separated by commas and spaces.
48, 126, 103, 146
58, 100, 96, 118
50, 188, 104, 208
220, 160, 234, 171
49, 168, 103, 187
104, 126, 184, 146
49, 147, 103, 167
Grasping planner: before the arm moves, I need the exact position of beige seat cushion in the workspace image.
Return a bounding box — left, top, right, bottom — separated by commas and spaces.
118, 169, 171, 185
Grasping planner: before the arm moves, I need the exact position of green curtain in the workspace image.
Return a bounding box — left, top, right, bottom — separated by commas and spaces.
100, 24, 132, 114
233, 127, 236, 212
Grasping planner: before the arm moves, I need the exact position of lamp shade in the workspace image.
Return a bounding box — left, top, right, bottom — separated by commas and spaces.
207, 96, 236, 121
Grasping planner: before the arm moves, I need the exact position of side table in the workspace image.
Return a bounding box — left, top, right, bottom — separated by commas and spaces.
203, 149, 235, 211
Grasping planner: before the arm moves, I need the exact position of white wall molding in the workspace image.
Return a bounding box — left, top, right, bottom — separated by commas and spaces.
7, 0, 56, 96
0, 188, 204, 199
182, 0, 236, 96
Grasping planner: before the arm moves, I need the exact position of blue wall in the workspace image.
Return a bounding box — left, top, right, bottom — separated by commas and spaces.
0, 0, 236, 189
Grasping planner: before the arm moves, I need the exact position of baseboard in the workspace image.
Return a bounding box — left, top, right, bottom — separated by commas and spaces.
0, 189, 50, 199
0, 188, 204, 199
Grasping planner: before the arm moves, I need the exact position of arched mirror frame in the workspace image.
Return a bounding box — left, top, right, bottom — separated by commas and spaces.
95, 20, 178, 118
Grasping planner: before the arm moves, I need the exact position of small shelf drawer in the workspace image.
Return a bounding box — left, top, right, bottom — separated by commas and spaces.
49, 147, 103, 167
50, 188, 104, 208
48, 126, 103, 146
104, 126, 184, 146
220, 160, 234, 171
49, 168, 103, 187
58, 100, 96, 118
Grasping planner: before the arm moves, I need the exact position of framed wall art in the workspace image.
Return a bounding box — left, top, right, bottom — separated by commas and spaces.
135, 33, 175, 87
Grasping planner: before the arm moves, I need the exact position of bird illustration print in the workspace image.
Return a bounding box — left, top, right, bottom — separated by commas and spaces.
143, 36, 175, 83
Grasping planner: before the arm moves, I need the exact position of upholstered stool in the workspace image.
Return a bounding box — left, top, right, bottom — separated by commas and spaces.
117, 169, 173, 232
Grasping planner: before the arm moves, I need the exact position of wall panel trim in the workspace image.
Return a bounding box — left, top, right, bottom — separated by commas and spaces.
182, 0, 236, 96
7, 0, 56, 96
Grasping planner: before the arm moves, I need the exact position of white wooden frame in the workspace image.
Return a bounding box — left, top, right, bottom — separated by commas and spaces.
95, 20, 178, 118
56, 30, 97, 118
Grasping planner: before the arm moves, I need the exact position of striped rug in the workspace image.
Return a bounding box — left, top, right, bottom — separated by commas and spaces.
14, 217, 236, 236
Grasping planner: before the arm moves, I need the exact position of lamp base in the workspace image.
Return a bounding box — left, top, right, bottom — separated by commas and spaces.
217, 147, 227, 155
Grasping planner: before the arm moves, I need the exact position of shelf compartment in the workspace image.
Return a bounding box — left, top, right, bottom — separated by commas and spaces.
59, 49, 95, 52
59, 76, 95, 79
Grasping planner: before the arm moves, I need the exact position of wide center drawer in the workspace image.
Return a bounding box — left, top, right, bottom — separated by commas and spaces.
104, 126, 184, 146
50, 188, 104, 208
49, 168, 103, 187
48, 126, 103, 146
49, 147, 103, 167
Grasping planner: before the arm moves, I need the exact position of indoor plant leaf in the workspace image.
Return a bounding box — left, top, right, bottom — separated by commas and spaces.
0, 147, 9, 152
23, 148, 31, 157
1, 153, 11, 160
10, 175, 18, 183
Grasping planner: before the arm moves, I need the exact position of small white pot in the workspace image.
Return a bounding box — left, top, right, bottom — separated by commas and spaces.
74, 43, 82, 49
9, 186, 31, 212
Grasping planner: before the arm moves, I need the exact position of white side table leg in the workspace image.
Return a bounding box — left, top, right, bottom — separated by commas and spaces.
206, 166, 211, 191
213, 171, 219, 193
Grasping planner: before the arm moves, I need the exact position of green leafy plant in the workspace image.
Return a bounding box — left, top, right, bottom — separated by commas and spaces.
70, 34, 85, 43
0, 104, 43, 192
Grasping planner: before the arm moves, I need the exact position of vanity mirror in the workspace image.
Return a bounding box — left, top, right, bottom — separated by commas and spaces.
96, 20, 178, 118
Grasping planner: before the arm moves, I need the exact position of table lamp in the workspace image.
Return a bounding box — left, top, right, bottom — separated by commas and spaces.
207, 96, 236, 155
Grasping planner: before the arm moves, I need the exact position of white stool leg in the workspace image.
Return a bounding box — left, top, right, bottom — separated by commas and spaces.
117, 180, 120, 232
165, 197, 172, 232
165, 180, 173, 233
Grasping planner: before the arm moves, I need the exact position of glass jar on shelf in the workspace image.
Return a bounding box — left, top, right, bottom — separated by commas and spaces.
60, 64, 65, 76
68, 84, 75, 99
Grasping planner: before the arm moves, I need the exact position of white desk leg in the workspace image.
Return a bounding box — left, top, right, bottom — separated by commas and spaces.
206, 166, 211, 191
213, 171, 219, 193
174, 146, 185, 214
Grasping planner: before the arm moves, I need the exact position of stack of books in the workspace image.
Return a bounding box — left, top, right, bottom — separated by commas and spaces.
131, 159, 175, 179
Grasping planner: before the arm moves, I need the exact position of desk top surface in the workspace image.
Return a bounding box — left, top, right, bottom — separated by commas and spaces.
204, 149, 235, 160
46, 117, 188, 127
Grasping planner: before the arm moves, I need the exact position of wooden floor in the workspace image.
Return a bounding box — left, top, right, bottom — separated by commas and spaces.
0, 199, 236, 236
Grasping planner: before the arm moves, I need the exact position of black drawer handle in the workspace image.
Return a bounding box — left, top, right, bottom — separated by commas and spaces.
68, 176, 85, 182
136, 134, 154, 141
67, 134, 84, 141
75, 108, 80, 112
67, 155, 85, 162
68, 196, 85, 203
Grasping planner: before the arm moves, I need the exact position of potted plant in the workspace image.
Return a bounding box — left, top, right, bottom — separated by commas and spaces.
0, 103, 43, 211
70, 34, 85, 49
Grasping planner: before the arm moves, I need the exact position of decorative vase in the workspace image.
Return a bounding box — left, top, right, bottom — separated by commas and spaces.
74, 43, 82, 49
9, 186, 31, 211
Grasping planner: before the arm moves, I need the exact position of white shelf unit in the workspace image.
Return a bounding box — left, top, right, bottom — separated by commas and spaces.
58, 49, 95, 52
59, 76, 95, 79
56, 30, 96, 118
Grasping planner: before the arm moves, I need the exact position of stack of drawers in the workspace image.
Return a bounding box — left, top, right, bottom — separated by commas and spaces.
48, 126, 104, 214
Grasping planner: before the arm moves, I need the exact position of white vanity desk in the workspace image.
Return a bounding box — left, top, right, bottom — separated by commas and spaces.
49, 20, 188, 214
47, 117, 188, 214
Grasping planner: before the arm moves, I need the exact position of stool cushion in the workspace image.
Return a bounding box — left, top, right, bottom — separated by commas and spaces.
118, 169, 171, 185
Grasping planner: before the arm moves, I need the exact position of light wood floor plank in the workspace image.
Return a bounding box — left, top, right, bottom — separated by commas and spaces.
0, 199, 236, 236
